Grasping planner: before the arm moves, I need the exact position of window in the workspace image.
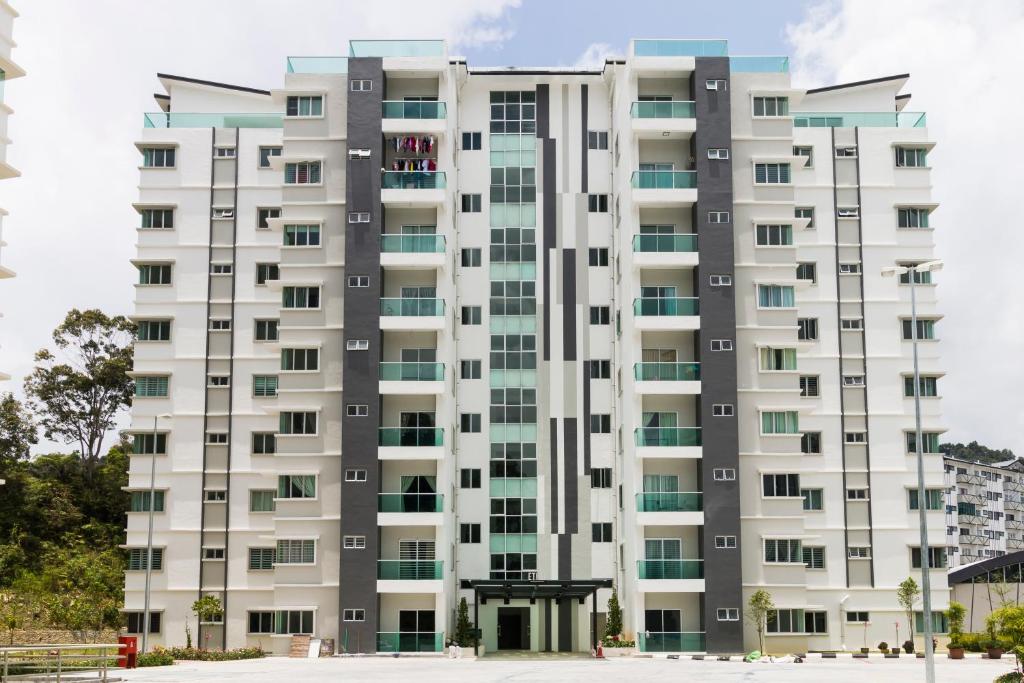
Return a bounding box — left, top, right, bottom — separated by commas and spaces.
839, 263, 862, 275
258, 146, 282, 168
286, 95, 323, 117
343, 608, 366, 622
142, 147, 175, 168
129, 491, 165, 513
590, 414, 611, 434
254, 319, 278, 342
756, 224, 792, 246
840, 318, 863, 331
460, 523, 482, 544
763, 473, 800, 497
835, 146, 858, 158
847, 488, 869, 500
275, 539, 316, 564
140, 208, 174, 229
708, 211, 731, 224
589, 306, 610, 325
279, 411, 317, 435
845, 432, 867, 444
896, 147, 928, 168
461, 306, 482, 325
207, 375, 229, 388
753, 96, 789, 117
248, 610, 276, 634
710, 274, 733, 287
717, 608, 740, 621
137, 264, 171, 285
204, 489, 226, 502
344, 469, 367, 483
252, 375, 278, 398
715, 536, 737, 549
125, 612, 161, 635
804, 611, 828, 634
587, 194, 609, 213
588, 248, 609, 267
904, 376, 939, 398
763, 539, 802, 564
281, 348, 319, 371
284, 161, 321, 185
754, 163, 791, 184
801, 488, 823, 511
847, 611, 870, 623
707, 147, 729, 160
898, 207, 930, 228
460, 413, 481, 433
898, 264, 933, 285
840, 375, 865, 389
462, 132, 482, 150
257, 207, 281, 229
706, 79, 727, 91
713, 468, 736, 481
837, 206, 860, 218
284, 224, 321, 247
127, 547, 163, 571
911, 546, 947, 569
592, 522, 612, 542
282, 286, 320, 309
214, 147, 236, 158
902, 319, 936, 341
137, 320, 171, 342
347, 275, 369, 288
757, 285, 795, 308
133, 433, 167, 455
914, 612, 949, 634
761, 411, 799, 435
348, 211, 370, 224
803, 546, 825, 569
351, 79, 372, 91
205, 432, 228, 445
712, 404, 734, 417
799, 375, 819, 397
590, 360, 611, 379
848, 545, 871, 559
906, 432, 941, 454
343, 536, 366, 550
346, 339, 369, 351
760, 347, 797, 371
210, 263, 232, 275
460, 360, 482, 379
795, 206, 814, 228
793, 146, 813, 167
588, 130, 609, 150
346, 404, 368, 417
461, 194, 482, 212
796, 262, 816, 282
135, 376, 169, 398
801, 432, 821, 454
203, 547, 226, 560
274, 610, 314, 635
908, 488, 944, 511
249, 489, 276, 513
797, 318, 818, 341
591, 468, 612, 488
256, 263, 279, 285
208, 319, 231, 332
460, 469, 482, 489
461, 248, 482, 267
710, 339, 734, 352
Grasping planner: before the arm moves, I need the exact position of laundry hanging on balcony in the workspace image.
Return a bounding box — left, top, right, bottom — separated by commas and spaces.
389, 136, 436, 154
391, 158, 437, 172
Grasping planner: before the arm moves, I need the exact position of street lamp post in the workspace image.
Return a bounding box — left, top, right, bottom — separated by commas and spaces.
883, 260, 942, 683
141, 414, 170, 654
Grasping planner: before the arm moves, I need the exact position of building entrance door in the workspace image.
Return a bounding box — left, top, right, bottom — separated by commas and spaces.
497, 607, 530, 650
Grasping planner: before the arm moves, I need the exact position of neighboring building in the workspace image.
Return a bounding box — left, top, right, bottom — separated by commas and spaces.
947, 552, 1024, 634
944, 457, 1024, 566
0, 1, 24, 381
123, 39, 947, 655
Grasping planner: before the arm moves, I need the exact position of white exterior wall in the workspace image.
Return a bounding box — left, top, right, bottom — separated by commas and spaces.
0, 1, 22, 380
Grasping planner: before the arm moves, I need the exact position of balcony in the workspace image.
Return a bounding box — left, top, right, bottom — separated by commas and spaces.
381, 171, 446, 206
378, 493, 444, 527
376, 632, 443, 653
730, 56, 790, 73
143, 112, 284, 129
636, 492, 703, 527
792, 111, 927, 128
638, 632, 705, 653
630, 101, 696, 139
286, 56, 348, 73
380, 234, 446, 269
379, 362, 445, 395
634, 362, 700, 395
634, 427, 702, 459
377, 560, 444, 594
378, 427, 445, 461
637, 559, 704, 580
631, 171, 697, 206
379, 298, 445, 331
381, 100, 447, 135
350, 40, 445, 58
633, 297, 699, 331
632, 234, 698, 268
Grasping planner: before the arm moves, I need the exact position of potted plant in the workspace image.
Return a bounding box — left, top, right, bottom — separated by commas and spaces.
877, 641, 889, 654
891, 645, 902, 655
860, 646, 870, 654
946, 602, 967, 660
947, 638, 965, 660
985, 638, 1005, 659
903, 639, 915, 654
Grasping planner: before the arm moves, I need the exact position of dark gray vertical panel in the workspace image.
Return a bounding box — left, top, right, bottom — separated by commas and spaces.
582, 362, 591, 474
562, 249, 576, 361
557, 595, 572, 650
580, 84, 588, 193
340, 56, 383, 652
542, 137, 556, 361
543, 598, 552, 651
557, 534, 571, 581
563, 417, 578, 535
693, 56, 743, 654
550, 417, 559, 532
536, 83, 550, 138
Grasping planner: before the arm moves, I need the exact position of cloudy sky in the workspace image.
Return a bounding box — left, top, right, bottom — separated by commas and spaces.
1, 0, 1021, 454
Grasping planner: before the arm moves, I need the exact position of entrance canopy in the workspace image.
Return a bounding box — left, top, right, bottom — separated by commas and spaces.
461, 578, 613, 602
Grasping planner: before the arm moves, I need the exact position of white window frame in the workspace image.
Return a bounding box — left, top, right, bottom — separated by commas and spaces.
348, 211, 370, 223
344, 469, 367, 482
844, 431, 867, 444
708, 211, 731, 224
346, 339, 369, 351
705, 79, 727, 91
710, 339, 734, 352
838, 262, 862, 275
342, 608, 366, 622
707, 148, 729, 160
342, 536, 366, 550
716, 607, 740, 621
350, 79, 372, 92
837, 206, 860, 218
714, 536, 737, 549
347, 404, 369, 417
842, 375, 865, 387
713, 468, 736, 481
710, 274, 733, 287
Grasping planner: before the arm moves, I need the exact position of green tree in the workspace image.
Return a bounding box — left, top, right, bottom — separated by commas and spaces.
0, 575, 44, 645
897, 577, 921, 645
986, 605, 1024, 677
192, 595, 224, 649
746, 589, 774, 653
604, 588, 623, 639
36, 536, 125, 638
23, 309, 135, 477
454, 597, 474, 646
0, 393, 37, 469
939, 441, 1016, 466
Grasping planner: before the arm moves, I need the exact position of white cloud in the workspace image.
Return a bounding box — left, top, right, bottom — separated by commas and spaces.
786, 0, 1024, 453
572, 42, 622, 69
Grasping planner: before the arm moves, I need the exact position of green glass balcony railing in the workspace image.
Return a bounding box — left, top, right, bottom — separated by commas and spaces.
381, 171, 446, 189
637, 559, 704, 579
636, 492, 703, 513
633, 297, 699, 316
634, 40, 728, 57
635, 427, 702, 447
638, 632, 706, 653
632, 234, 698, 252
634, 362, 700, 382
378, 493, 443, 513
793, 112, 927, 128
350, 40, 446, 58
380, 234, 446, 253
382, 100, 447, 119
376, 632, 444, 653
379, 298, 444, 316
378, 427, 444, 447
377, 560, 443, 580
143, 113, 284, 129
379, 362, 444, 381
631, 170, 697, 189
286, 56, 348, 73
630, 101, 696, 118
730, 56, 790, 73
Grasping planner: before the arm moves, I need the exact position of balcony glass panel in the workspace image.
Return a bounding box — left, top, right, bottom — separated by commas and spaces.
633, 297, 699, 316
143, 113, 284, 129
631, 170, 697, 189
637, 559, 704, 579
382, 101, 447, 119
380, 234, 446, 253
286, 56, 348, 73
793, 112, 927, 128
350, 40, 445, 58
376, 632, 444, 653
630, 101, 696, 118
638, 632, 706, 652
377, 560, 443, 580
378, 493, 443, 513
378, 427, 444, 447
634, 362, 700, 382
635, 427, 702, 447
379, 362, 444, 381
633, 40, 728, 57
381, 171, 446, 189
636, 492, 703, 513
379, 298, 444, 316
730, 56, 790, 73
632, 234, 697, 252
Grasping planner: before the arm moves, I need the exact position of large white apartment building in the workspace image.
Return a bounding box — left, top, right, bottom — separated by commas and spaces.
0, 1, 24, 381
944, 456, 1024, 566
124, 39, 948, 655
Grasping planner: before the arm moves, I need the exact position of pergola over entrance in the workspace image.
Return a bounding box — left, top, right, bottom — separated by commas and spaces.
461, 579, 613, 654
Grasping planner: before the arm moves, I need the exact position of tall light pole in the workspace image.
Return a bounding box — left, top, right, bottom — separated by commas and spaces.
141, 413, 171, 654
882, 260, 943, 683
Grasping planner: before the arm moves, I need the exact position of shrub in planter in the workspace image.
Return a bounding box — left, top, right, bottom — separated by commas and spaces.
946, 639, 965, 660
137, 648, 175, 667
859, 647, 869, 654
994, 672, 1023, 683
902, 640, 915, 654
877, 641, 889, 654
984, 640, 1004, 659
891, 646, 901, 655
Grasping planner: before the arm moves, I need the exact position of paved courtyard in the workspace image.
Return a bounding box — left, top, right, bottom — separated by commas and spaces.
117, 654, 1017, 683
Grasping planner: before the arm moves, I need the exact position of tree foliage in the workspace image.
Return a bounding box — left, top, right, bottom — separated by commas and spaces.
987, 605, 1024, 676
454, 597, 474, 646
605, 588, 624, 638
746, 589, 774, 653
23, 309, 135, 475
0, 393, 37, 469
940, 441, 1017, 466
897, 577, 921, 642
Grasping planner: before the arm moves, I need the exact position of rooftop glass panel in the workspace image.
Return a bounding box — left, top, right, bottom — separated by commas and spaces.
349, 40, 445, 58
143, 113, 283, 128
633, 39, 728, 57
286, 56, 348, 74
730, 56, 790, 73
793, 112, 927, 128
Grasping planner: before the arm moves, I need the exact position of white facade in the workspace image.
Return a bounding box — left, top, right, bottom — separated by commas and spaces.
944, 457, 1024, 566
0, 1, 24, 381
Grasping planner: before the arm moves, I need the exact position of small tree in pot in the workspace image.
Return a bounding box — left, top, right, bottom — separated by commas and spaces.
896, 577, 921, 653
946, 602, 966, 659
